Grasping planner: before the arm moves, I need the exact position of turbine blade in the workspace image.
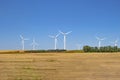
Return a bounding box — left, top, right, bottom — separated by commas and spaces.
56, 33, 60, 37
20, 35, 23, 39
31, 41, 39, 46
59, 30, 64, 34
66, 31, 72, 34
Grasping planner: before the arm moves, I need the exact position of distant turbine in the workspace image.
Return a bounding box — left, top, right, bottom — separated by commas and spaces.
31, 38, 39, 50
96, 36, 105, 48
59, 30, 72, 50
20, 35, 29, 50
76, 44, 81, 50
49, 33, 60, 50
111, 39, 119, 46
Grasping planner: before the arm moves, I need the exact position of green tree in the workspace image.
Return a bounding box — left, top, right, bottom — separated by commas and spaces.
83, 46, 91, 52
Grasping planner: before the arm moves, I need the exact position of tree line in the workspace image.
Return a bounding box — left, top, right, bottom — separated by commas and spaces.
25, 49, 66, 53
83, 46, 120, 52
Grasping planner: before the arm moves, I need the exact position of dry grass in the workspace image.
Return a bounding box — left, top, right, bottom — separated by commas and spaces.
0, 50, 22, 54
0, 53, 120, 80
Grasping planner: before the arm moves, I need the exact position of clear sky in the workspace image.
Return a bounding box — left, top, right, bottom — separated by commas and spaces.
0, 0, 120, 50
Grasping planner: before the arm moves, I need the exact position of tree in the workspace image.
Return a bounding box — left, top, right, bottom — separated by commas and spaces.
83, 46, 91, 52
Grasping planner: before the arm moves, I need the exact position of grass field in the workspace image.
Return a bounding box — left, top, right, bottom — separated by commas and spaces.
0, 53, 120, 80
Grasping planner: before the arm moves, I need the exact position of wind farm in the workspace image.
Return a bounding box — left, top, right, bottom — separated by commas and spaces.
0, 30, 120, 80
15, 31, 120, 52
0, 31, 120, 80
1, 25, 120, 80
1, 0, 120, 80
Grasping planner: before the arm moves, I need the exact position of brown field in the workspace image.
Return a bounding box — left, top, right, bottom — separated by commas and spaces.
0, 53, 120, 80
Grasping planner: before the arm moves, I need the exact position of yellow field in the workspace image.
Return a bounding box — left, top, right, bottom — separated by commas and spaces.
0, 53, 120, 80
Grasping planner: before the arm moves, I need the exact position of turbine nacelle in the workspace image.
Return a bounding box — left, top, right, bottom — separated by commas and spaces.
59, 30, 72, 35
96, 37, 105, 41
20, 35, 29, 41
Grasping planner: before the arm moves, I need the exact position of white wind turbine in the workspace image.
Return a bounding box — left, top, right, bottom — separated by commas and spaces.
76, 44, 81, 50
59, 30, 72, 50
20, 35, 29, 50
111, 39, 119, 46
31, 38, 39, 50
49, 33, 60, 50
96, 36, 105, 48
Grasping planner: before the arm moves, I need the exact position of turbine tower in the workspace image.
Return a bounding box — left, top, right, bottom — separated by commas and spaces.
49, 33, 60, 50
31, 38, 39, 50
20, 35, 29, 50
59, 31, 72, 50
96, 37, 105, 48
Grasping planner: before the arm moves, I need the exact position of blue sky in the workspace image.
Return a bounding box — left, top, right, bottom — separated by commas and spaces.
0, 0, 120, 50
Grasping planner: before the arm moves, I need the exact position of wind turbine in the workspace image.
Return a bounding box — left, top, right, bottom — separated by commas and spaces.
20, 35, 29, 50
96, 36, 105, 48
31, 38, 39, 50
111, 39, 119, 46
59, 30, 72, 50
49, 33, 60, 50
76, 44, 81, 50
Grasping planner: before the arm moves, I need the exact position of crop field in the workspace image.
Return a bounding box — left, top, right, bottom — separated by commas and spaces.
0, 53, 120, 80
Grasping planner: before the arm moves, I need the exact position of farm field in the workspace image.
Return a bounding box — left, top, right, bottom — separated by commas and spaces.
0, 53, 120, 80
